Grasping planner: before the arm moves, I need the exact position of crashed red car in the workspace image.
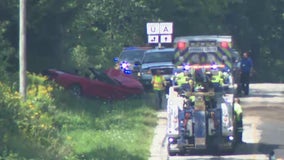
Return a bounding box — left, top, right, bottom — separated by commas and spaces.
46, 67, 144, 100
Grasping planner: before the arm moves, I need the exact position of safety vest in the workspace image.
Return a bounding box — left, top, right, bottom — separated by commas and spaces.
234, 103, 243, 121
152, 75, 165, 91
189, 96, 195, 102
211, 71, 224, 85
176, 73, 189, 86
194, 83, 203, 92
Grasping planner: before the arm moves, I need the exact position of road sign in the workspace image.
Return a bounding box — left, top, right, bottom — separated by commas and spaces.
159, 22, 173, 34
148, 35, 159, 43
160, 35, 172, 43
147, 23, 160, 35
146, 22, 173, 44
147, 22, 173, 35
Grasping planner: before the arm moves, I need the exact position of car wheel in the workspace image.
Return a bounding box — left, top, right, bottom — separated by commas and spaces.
70, 84, 82, 97
168, 152, 176, 156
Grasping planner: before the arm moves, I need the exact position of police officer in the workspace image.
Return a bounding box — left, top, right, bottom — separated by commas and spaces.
234, 98, 243, 143
240, 52, 253, 96
151, 69, 167, 109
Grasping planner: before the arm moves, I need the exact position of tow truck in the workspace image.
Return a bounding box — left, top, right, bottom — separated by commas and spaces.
167, 35, 240, 156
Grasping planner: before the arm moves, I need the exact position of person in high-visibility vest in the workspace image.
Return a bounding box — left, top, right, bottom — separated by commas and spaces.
211, 70, 224, 91
151, 69, 167, 109
175, 71, 193, 91
234, 98, 243, 143
176, 72, 188, 86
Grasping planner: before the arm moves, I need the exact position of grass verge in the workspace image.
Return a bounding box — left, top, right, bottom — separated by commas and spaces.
55, 92, 158, 160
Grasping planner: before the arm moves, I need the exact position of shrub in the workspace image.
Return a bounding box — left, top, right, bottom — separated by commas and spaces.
0, 73, 74, 159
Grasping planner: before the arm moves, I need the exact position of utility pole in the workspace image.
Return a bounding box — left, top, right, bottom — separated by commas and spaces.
19, 0, 27, 100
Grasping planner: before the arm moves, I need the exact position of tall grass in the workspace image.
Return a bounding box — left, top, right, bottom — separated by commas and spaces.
54, 92, 158, 160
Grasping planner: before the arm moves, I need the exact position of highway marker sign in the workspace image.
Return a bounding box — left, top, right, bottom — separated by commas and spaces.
146, 22, 173, 44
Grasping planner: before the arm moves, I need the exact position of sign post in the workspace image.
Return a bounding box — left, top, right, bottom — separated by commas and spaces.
146, 22, 173, 48
19, 0, 27, 100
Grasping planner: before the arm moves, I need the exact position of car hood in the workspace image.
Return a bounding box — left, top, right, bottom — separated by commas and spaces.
141, 62, 174, 70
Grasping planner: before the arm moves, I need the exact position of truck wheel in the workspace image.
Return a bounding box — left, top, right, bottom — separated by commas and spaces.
177, 149, 186, 156
168, 151, 177, 156
168, 144, 177, 156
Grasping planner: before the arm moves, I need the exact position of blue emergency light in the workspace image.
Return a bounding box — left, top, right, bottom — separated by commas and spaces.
183, 64, 191, 70
119, 61, 133, 75
113, 57, 119, 62
124, 69, 132, 75
120, 61, 130, 70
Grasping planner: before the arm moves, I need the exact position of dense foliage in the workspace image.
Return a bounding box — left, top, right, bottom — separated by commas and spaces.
0, 0, 283, 81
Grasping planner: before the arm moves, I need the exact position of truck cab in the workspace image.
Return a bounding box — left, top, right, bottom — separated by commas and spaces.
137, 47, 176, 89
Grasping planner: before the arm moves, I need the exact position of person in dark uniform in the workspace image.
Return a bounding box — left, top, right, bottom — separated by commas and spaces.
240, 52, 253, 96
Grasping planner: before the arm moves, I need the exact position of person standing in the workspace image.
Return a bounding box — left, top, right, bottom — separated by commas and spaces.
175, 71, 192, 91
151, 69, 167, 109
240, 52, 253, 96
234, 98, 243, 144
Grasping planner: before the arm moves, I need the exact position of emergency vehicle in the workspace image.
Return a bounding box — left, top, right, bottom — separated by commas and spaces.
167, 35, 240, 156
173, 35, 240, 88
114, 46, 151, 76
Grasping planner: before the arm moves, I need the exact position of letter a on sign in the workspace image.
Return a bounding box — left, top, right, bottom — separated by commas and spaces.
159, 22, 173, 34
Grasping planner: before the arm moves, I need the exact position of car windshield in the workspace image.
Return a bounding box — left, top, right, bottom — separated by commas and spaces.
88, 68, 118, 85
119, 50, 145, 62
142, 51, 175, 63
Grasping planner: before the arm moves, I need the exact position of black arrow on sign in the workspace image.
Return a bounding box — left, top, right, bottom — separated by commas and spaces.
164, 37, 168, 42
151, 37, 156, 42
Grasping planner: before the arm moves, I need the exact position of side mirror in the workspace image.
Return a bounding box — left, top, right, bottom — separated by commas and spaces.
113, 57, 119, 62
134, 61, 141, 66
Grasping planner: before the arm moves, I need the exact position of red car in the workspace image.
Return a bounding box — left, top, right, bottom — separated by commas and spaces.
46, 67, 144, 100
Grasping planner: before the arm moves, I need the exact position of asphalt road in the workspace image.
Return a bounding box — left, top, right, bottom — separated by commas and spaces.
149, 83, 284, 160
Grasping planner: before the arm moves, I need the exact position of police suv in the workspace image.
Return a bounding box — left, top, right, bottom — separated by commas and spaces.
115, 46, 151, 76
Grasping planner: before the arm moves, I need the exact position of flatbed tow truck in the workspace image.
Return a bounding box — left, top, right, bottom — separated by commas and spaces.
167, 35, 240, 156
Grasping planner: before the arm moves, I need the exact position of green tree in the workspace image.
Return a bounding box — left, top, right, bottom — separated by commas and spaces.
1, 0, 284, 81
64, 0, 153, 69
227, 0, 284, 81
0, 20, 17, 81
149, 0, 231, 36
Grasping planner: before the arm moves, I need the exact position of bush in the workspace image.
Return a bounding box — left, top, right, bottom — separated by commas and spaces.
0, 73, 74, 159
